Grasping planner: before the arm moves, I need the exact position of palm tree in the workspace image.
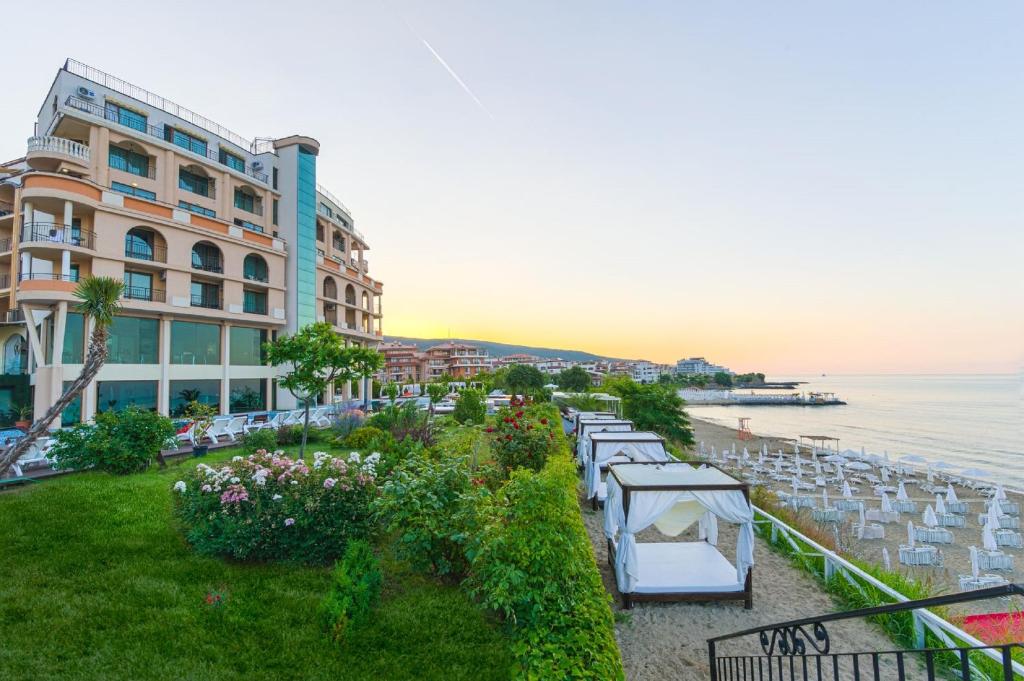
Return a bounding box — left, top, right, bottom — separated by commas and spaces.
0, 276, 123, 478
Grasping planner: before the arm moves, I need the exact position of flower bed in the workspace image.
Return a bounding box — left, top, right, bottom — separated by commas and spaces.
173, 450, 378, 564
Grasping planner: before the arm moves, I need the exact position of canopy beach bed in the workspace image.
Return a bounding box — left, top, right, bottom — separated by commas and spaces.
585, 431, 670, 509
574, 419, 634, 467
571, 411, 618, 436
603, 461, 754, 610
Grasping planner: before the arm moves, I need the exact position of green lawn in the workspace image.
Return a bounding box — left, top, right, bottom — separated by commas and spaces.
0, 448, 511, 681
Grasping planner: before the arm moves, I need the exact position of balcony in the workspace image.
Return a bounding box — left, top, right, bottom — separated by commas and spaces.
123, 285, 166, 303
124, 243, 168, 263
243, 296, 267, 315
2, 310, 23, 323
191, 257, 223, 274
0, 238, 11, 253
26, 136, 91, 171
0, 202, 13, 218
21, 223, 95, 250
190, 292, 222, 309
0, 274, 9, 289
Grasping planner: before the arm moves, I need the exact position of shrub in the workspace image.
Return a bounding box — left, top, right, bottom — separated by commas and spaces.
240, 428, 278, 455
331, 409, 366, 441
489, 405, 556, 474
470, 410, 623, 679
343, 426, 396, 453
51, 407, 176, 475
276, 424, 301, 446
318, 539, 383, 642
452, 388, 486, 425
369, 401, 433, 446
173, 450, 378, 564
374, 454, 485, 578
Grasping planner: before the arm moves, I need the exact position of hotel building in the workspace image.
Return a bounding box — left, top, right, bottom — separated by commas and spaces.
0, 59, 383, 426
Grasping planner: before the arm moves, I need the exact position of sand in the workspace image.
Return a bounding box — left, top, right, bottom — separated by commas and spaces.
688, 417, 1023, 615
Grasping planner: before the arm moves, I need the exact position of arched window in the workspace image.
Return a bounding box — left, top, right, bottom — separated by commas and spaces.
362, 291, 370, 309
243, 254, 268, 282
191, 241, 223, 273
344, 284, 356, 305
125, 227, 155, 261
323, 276, 337, 299
4, 335, 26, 375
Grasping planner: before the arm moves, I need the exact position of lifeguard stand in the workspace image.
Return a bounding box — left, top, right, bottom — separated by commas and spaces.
737, 417, 753, 441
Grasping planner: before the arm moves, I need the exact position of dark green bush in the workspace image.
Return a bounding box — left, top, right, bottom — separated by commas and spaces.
374, 454, 485, 578
318, 539, 383, 642
489, 404, 557, 475
275, 424, 301, 446
452, 388, 486, 425
240, 428, 278, 455
343, 426, 396, 453
51, 407, 176, 475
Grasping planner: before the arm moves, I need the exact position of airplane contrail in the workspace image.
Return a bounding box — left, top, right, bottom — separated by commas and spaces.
403, 17, 494, 120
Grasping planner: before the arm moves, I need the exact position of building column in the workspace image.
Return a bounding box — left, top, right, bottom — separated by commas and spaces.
158, 317, 171, 415
220, 323, 230, 414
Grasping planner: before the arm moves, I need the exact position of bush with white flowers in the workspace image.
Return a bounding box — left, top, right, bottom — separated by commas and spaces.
173, 449, 378, 564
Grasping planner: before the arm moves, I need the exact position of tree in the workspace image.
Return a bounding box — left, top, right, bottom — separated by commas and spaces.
713, 371, 733, 387
0, 276, 123, 479
384, 382, 400, 404
556, 365, 591, 392
602, 377, 694, 446
505, 364, 545, 399
425, 382, 448, 415
452, 388, 486, 425
265, 322, 383, 458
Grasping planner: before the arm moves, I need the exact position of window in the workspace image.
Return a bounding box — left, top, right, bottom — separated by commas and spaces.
243, 254, 268, 282
107, 316, 159, 364
60, 380, 81, 427
165, 127, 207, 156
230, 327, 267, 365
62, 312, 84, 364
125, 228, 156, 260
272, 199, 278, 226
190, 281, 221, 309
111, 181, 156, 201
3, 335, 26, 375
230, 378, 266, 412
319, 202, 334, 218
316, 223, 325, 241
96, 380, 158, 413
169, 379, 220, 416
243, 289, 267, 315
323, 277, 337, 299
234, 188, 255, 213
171, 321, 220, 364
234, 218, 263, 233
272, 167, 278, 190
108, 144, 150, 178
178, 201, 216, 218
219, 149, 245, 172
332, 232, 345, 252
178, 168, 211, 197
104, 102, 147, 132
69, 264, 80, 282
123, 271, 154, 301
191, 242, 222, 273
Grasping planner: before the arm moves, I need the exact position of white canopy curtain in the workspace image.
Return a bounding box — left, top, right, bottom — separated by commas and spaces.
585, 436, 669, 500
573, 411, 617, 435
575, 419, 634, 466
604, 464, 754, 595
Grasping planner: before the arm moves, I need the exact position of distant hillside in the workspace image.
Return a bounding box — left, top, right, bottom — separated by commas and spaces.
384, 336, 627, 363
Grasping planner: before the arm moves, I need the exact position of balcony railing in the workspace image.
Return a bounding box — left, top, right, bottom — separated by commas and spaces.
123, 286, 165, 303
21, 223, 95, 249
27, 135, 91, 164
108, 152, 155, 179
191, 257, 223, 274
0, 274, 9, 289
124, 243, 168, 263
0, 238, 11, 253
18, 272, 80, 283
0, 202, 13, 218
190, 293, 222, 309
3, 310, 23, 323
65, 94, 269, 183
243, 296, 267, 315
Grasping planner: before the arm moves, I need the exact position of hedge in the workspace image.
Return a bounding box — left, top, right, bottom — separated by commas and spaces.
470, 404, 624, 680
319, 539, 383, 642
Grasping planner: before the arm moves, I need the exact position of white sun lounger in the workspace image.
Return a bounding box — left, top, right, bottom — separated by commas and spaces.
204, 416, 234, 444
899, 545, 941, 567
978, 514, 1020, 530
9, 437, 54, 477
914, 526, 953, 544
959, 574, 1008, 592
854, 523, 885, 540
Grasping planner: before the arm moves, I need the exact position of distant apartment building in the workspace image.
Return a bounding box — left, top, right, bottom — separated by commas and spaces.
424, 342, 489, 380
377, 341, 426, 384
535, 358, 573, 375
491, 353, 542, 369
675, 357, 733, 377
630, 361, 663, 384
0, 59, 383, 425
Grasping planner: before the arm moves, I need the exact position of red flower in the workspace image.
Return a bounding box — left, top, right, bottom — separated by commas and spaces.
515, 410, 524, 418
527, 425, 534, 430
506, 435, 513, 441
513, 423, 520, 430
485, 426, 495, 433
540, 418, 548, 425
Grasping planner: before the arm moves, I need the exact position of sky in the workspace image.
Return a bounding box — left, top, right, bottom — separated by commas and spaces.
2, 1, 1021, 375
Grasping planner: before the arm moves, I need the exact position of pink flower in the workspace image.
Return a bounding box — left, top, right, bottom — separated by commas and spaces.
323, 478, 336, 489
219, 484, 249, 505
284, 518, 295, 527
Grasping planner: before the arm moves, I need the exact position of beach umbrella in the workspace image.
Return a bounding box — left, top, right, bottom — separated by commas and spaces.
813, 458, 822, 476
858, 504, 867, 532
795, 459, 803, 478
794, 442, 800, 454
970, 546, 980, 579
774, 457, 783, 474
822, 488, 830, 508
995, 485, 1007, 501
836, 465, 845, 482
883, 451, 890, 463
731, 442, 736, 456
742, 447, 750, 461
901, 454, 928, 465
907, 521, 916, 548
927, 468, 935, 484
842, 481, 853, 498
881, 493, 894, 514
936, 494, 947, 515
791, 477, 800, 497
847, 461, 872, 471
882, 547, 891, 571
946, 484, 959, 504
897, 481, 909, 501
986, 499, 1002, 530
923, 504, 938, 528
710, 445, 717, 461
758, 450, 765, 465
931, 461, 956, 470
881, 467, 890, 483
983, 522, 998, 552
960, 468, 992, 480
861, 446, 866, 459
823, 454, 844, 463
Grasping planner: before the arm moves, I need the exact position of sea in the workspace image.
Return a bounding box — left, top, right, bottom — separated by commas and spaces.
685, 374, 1024, 486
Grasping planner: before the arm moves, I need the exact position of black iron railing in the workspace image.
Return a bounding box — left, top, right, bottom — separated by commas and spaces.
123, 286, 165, 303
708, 584, 1024, 681
191, 257, 223, 274
243, 296, 267, 315
0, 238, 11, 253
191, 293, 221, 309
108, 152, 156, 179
0, 274, 9, 289
65, 95, 269, 183
18, 272, 80, 282
124, 243, 168, 263
21, 222, 95, 249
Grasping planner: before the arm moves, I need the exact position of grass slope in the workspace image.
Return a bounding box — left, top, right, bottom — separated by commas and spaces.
0, 450, 511, 681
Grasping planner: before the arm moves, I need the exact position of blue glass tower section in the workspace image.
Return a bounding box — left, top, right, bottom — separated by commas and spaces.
294, 148, 317, 329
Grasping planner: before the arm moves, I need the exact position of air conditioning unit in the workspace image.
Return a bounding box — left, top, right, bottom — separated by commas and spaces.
77, 86, 96, 99
252, 161, 264, 171
158, 271, 167, 281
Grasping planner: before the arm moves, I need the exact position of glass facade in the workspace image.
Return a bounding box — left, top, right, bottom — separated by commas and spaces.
62, 312, 84, 364
220, 149, 245, 172
229, 378, 266, 413
108, 144, 150, 177
243, 290, 267, 315
296, 148, 318, 328
178, 201, 216, 218
169, 379, 220, 416
234, 188, 255, 212
105, 103, 147, 132
178, 168, 211, 197
124, 271, 154, 301
111, 182, 156, 201
230, 327, 267, 365
97, 380, 158, 413
125, 228, 155, 260
61, 380, 82, 426
166, 128, 208, 156
171, 321, 220, 365
243, 255, 268, 282
107, 316, 159, 364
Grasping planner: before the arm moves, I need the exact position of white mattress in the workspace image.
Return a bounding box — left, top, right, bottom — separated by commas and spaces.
628, 542, 744, 594
598, 455, 632, 470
